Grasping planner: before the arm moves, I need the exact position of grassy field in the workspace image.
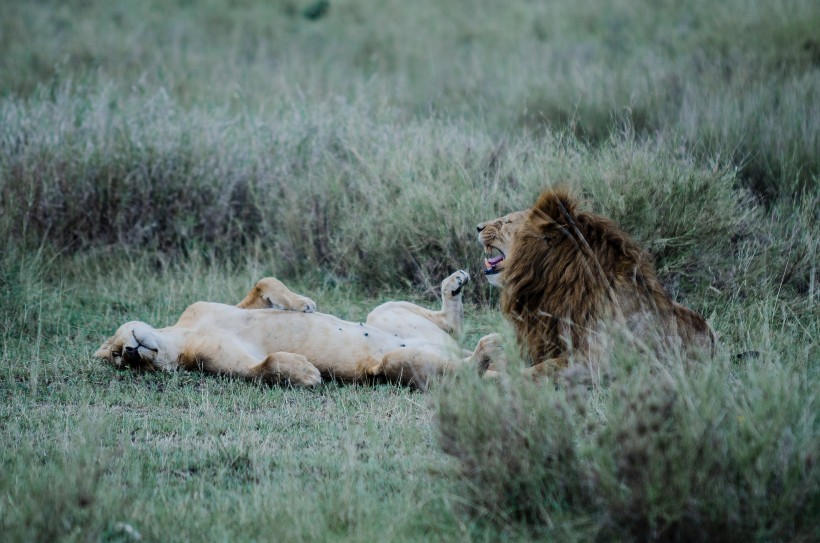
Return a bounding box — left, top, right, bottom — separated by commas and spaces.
1, 0, 818, 540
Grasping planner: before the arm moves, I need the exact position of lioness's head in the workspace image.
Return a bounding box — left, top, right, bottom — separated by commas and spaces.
95, 321, 163, 370
476, 210, 527, 287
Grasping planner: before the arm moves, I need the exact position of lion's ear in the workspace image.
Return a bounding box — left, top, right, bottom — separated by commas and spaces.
94, 337, 114, 359
533, 186, 578, 225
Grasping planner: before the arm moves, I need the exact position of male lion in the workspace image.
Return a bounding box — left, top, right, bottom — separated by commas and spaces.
477, 187, 716, 379
95, 271, 501, 389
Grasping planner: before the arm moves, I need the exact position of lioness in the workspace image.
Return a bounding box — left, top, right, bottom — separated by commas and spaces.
95, 271, 501, 389
477, 187, 716, 379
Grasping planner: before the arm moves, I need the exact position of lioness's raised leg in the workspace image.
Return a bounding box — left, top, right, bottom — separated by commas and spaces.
178, 334, 321, 387
236, 277, 316, 313
434, 270, 469, 336
366, 270, 469, 337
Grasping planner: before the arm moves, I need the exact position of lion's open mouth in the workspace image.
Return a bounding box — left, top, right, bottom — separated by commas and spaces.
483, 247, 505, 276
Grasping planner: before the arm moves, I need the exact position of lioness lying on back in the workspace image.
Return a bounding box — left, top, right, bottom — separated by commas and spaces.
95, 271, 502, 389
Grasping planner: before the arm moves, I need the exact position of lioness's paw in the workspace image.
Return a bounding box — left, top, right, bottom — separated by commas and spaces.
280, 295, 316, 313
297, 297, 317, 313
442, 270, 470, 297
474, 333, 504, 374
292, 364, 322, 387
261, 353, 322, 387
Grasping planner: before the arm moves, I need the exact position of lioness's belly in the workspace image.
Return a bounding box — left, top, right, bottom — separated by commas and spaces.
189, 304, 456, 378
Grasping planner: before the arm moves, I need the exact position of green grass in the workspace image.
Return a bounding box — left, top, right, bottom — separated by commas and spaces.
1, 380, 459, 542
1, 258, 476, 542
1, 0, 819, 540
437, 323, 818, 541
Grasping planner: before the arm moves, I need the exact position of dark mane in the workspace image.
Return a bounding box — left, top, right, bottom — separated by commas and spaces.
501, 186, 674, 365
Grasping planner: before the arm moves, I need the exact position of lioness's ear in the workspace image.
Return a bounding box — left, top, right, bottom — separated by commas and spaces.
94, 337, 114, 360
533, 186, 578, 225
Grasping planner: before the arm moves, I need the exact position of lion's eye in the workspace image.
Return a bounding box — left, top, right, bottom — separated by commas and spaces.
112, 351, 121, 358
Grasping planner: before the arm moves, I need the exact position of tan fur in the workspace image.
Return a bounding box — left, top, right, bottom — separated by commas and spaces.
235, 277, 316, 312
478, 187, 716, 378
95, 271, 501, 389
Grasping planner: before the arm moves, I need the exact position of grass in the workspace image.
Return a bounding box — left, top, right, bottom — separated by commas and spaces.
1, 380, 458, 542
1, 0, 818, 540
0, 90, 761, 289
437, 325, 818, 541
1, 258, 472, 542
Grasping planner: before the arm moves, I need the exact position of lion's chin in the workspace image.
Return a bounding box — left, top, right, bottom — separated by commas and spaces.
484, 268, 503, 288
484, 251, 505, 287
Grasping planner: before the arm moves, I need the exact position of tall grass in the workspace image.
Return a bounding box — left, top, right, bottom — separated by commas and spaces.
1, 0, 818, 200
0, 86, 765, 294
437, 339, 819, 541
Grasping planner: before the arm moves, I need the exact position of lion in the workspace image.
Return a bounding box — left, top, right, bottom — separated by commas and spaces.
94, 271, 502, 389
477, 186, 716, 379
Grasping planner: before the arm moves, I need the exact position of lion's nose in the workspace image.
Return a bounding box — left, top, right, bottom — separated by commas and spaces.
122, 347, 140, 364
476, 224, 485, 233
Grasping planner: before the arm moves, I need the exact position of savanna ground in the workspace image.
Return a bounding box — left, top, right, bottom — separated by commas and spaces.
1, 1, 818, 541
